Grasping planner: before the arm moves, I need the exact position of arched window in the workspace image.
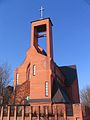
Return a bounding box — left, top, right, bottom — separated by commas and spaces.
16, 73, 19, 85
26, 64, 30, 80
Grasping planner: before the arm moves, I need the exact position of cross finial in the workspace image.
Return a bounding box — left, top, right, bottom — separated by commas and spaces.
39, 6, 44, 19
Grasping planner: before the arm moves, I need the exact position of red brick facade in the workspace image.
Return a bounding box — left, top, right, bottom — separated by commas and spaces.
12, 18, 83, 119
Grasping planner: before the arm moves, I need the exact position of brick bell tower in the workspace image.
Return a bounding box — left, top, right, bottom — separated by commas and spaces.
30, 18, 53, 105
13, 8, 82, 119
31, 18, 53, 59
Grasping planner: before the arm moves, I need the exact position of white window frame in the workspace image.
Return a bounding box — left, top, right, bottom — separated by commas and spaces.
45, 81, 48, 96
16, 73, 19, 85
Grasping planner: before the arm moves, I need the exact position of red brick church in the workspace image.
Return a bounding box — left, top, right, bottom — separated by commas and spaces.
12, 18, 83, 119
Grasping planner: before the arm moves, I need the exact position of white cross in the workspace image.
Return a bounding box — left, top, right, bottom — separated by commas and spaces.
40, 6, 44, 19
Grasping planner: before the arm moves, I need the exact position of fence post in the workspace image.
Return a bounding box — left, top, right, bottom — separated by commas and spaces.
30, 106, 32, 120
14, 106, 16, 120
22, 106, 24, 120
46, 106, 48, 120
54, 106, 57, 120
64, 104, 67, 120
0, 106, 3, 120
7, 106, 10, 120
37, 106, 40, 120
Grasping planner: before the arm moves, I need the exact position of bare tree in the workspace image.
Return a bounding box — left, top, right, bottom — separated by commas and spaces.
0, 63, 12, 105
80, 86, 90, 107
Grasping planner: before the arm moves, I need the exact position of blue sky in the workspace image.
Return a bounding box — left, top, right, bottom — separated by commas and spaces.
0, 0, 90, 89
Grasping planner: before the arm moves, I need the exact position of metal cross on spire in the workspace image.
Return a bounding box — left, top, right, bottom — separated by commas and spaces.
39, 6, 44, 19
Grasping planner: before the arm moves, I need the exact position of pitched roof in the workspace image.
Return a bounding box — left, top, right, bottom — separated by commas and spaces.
52, 79, 71, 103
60, 65, 78, 86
